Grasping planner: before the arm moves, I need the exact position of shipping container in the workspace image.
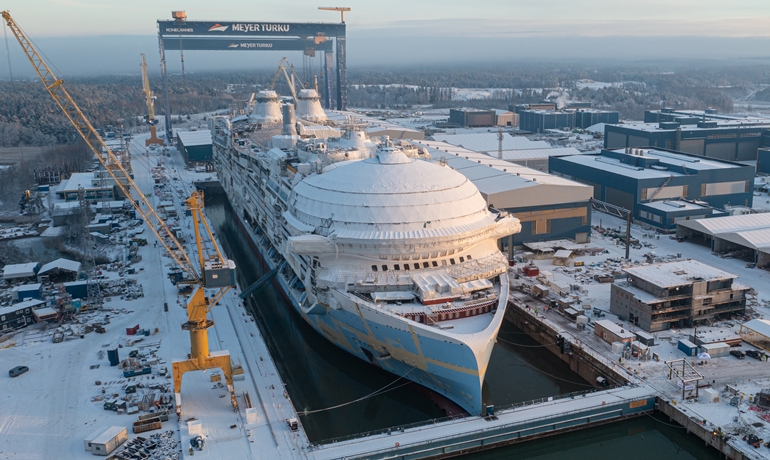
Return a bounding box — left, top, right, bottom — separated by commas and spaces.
678, 339, 698, 356
701, 342, 730, 358
85, 426, 127, 456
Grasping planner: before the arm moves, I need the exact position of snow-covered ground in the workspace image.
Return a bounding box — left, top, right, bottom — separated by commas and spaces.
512, 210, 770, 458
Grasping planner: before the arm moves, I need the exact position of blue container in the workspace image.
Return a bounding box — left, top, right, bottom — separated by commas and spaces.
678, 339, 698, 356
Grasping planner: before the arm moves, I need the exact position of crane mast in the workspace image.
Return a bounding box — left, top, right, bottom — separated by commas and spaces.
140, 53, 162, 147
2, 10, 238, 412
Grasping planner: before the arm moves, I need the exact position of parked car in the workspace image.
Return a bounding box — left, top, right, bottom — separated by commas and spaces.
745, 350, 766, 361
8, 365, 28, 377
730, 350, 746, 359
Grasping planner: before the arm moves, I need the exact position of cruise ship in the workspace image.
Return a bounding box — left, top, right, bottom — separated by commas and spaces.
211, 91, 521, 415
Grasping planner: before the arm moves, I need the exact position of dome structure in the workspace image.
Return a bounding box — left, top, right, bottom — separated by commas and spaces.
251, 90, 282, 123
289, 148, 489, 233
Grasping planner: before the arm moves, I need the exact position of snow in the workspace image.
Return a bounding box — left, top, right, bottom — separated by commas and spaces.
38, 258, 82, 275
2, 262, 39, 279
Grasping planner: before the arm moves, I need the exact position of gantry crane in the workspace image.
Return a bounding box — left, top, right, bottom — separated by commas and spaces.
318, 6, 351, 23
2, 10, 237, 411
140, 53, 163, 147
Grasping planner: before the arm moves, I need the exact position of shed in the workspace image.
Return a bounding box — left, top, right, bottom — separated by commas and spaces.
701, 342, 730, 358
739, 319, 770, 351
85, 426, 127, 456
2, 262, 39, 281
594, 320, 636, 344
635, 330, 655, 347
552, 250, 574, 266
11, 283, 42, 301
177, 130, 213, 164
678, 339, 698, 356
63, 280, 89, 299
38, 258, 81, 283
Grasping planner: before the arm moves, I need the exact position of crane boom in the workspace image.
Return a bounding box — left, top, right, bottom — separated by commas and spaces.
269, 57, 304, 104
2, 11, 197, 281
140, 54, 162, 147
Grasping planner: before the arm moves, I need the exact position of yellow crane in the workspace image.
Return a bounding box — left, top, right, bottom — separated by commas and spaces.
2, 10, 237, 411
318, 6, 351, 22
140, 53, 162, 147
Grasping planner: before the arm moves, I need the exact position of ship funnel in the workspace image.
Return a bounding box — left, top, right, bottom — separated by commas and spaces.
251, 90, 282, 123
282, 104, 297, 135
296, 89, 327, 123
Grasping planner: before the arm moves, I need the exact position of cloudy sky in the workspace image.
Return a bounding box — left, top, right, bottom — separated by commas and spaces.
2, 0, 769, 76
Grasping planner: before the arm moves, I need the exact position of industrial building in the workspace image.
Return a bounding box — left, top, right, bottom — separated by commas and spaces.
519, 109, 618, 133
676, 213, 770, 267
37, 258, 82, 283
412, 140, 594, 247
448, 109, 496, 127
11, 283, 42, 301
611, 260, 749, 332
603, 115, 770, 161
55, 172, 119, 202
177, 130, 213, 164
549, 147, 755, 230
84, 426, 127, 456
758, 148, 770, 174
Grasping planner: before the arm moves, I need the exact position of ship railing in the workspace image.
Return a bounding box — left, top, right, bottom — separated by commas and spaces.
446, 253, 508, 283
307, 384, 623, 448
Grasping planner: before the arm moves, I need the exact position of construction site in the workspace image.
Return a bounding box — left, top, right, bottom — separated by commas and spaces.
2, 7, 770, 460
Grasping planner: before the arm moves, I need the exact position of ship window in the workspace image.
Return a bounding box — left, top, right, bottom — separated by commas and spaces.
414, 263, 420, 270
382, 265, 388, 272
440, 251, 447, 257
430, 252, 438, 258
432, 261, 438, 267
441, 260, 447, 266
394, 264, 400, 271
467, 255, 472, 260
423, 262, 429, 268
450, 258, 456, 265
403, 255, 410, 260
404, 264, 410, 271
421, 254, 429, 259
459, 257, 465, 262
371, 265, 378, 272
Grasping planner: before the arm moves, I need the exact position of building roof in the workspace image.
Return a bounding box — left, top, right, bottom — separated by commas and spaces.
742, 319, 770, 339
677, 214, 770, 252
38, 258, 81, 276
91, 426, 126, 445
431, 133, 551, 152
410, 140, 593, 209
177, 130, 212, 147
0, 299, 45, 316
11, 283, 42, 292
501, 147, 583, 161
610, 119, 770, 132
623, 260, 737, 288
641, 200, 712, 212
595, 319, 636, 339
3, 262, 39, 280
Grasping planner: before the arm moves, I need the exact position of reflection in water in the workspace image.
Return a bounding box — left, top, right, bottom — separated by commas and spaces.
205, 194, 718, 459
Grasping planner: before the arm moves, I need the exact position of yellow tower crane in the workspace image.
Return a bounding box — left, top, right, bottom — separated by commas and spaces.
2, 10, 237, 413
140, 53, 163, 147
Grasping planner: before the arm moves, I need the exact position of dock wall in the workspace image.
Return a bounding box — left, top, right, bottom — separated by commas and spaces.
504, 300, 629, 387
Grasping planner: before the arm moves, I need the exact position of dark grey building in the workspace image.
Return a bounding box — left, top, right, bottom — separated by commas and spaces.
604, 114, 770, 161
549, 147, 755, 230
0, 299, 43, 331
177, 131, 213, 164
575, 109, 619, 129
759, 148, 770, 175
448, 109, 496, 127
519, 110, 576, 133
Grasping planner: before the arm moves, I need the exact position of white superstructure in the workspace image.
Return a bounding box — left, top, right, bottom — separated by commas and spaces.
212, 102, 521, 415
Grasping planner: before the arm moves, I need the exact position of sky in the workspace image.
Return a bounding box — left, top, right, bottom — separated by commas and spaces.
1, 0, 769, 77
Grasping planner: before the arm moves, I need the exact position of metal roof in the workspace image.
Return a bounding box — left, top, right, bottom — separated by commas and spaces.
623, 260, 737, 288
742, 319, 770, 339
0, 299, 45, 316
2, 262, 39, 279
177, 130, 212, 147
677, 213, 770, 235
432, 133, 550, 152
38, 258, 81, 275
501, 147, 583, 161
